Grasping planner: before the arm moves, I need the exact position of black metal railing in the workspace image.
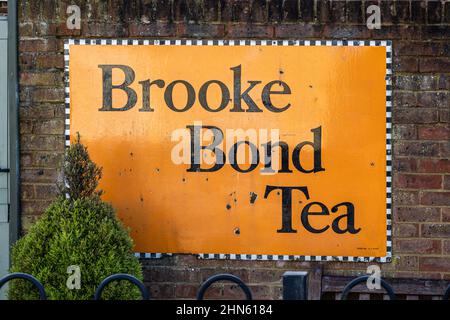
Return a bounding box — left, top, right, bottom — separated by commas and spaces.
94, 273, 150, 300
340, 275, 396, 300
196, 273, 252, 300
0, 272, 47, 300
1, 271, 449, 300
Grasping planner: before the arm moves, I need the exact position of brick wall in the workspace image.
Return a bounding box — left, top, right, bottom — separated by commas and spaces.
18, 0, 449, 299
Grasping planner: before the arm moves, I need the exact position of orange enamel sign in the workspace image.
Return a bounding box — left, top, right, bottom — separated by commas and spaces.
67, 40, 391, 261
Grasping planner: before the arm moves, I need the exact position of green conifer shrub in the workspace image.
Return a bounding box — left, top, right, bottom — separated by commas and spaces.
8, 135, 143, 300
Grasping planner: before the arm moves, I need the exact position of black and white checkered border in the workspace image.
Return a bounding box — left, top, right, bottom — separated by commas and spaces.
64, 39, 392, 263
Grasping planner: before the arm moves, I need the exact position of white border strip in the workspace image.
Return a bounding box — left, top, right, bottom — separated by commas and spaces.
65, 39, 393, 263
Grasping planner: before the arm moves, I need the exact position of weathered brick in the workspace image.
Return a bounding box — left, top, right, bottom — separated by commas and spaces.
20, 72, 61, 86
427, 0, 443, 24
396, 239, 441, 254
444, 175, 450, 190
21, 184, 35, 200
417, 92, 449, 108
393, 158, 417, 172
21, 168, 59, 183
395, 41, 446, 56
394, 256, 419, 272
393, 91, 417, 108
226, 24, 274, 38
248, 269, 285, 284
444, 240, 450, 255
20, 134, 65, 151
393, 190, 420, 205
393, 124, 417, 140
393, 56, 419, 72
394, 207, 441, 222
394, 223, 419, 238
21, 200, 52, 216
322, 24, 371, 38
410, 0, 427, 24
395, 174, 442, 189
394, 74, 441, 91
34, 184, 59, 200
420, 192, 450, 206
176, 23, 225, 38
35, 54, 64, 69
421, 223, 450, 238
420, 257, 450, 272
393, 108, 438, 124
418, 159, 450, 173
146, 283, 175, 299
128, 21, 176, 37
280, 0, 299, 22
443, 208, 450, 222
419, 58, 450, 73
394, 141, 440, 157
32, 88, 65, 103
275, 23, 323, 38
19, 38, 58, 52
418, 124, 450, 140
174, 284, 200, 298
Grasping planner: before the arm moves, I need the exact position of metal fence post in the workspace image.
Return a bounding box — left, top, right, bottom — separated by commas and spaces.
282, 271, 308, 300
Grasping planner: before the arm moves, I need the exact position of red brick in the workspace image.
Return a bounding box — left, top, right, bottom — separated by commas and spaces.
394, 56, 419, 72
21, 168, 59, 183
31, 119, 64, 135
19, 39, 58, 52
20, 135, 65, 151
394, 207, 441, 222
176, 23, 225, 38
145, 267, 199, 283
393, 108, 438, 124
32, 88, 65, 103
393, 124, 417, 140
419, 58, 450, 73
174, 284, 199, 299
421, 224, 450, 238
416, 92, 449, 108
20, 72, 61, 86
418, 125, 450, 140
128, 21, 176, 37
395, 42, 445, 56
443, 208, 450, 222
21, 184, 35, 200
395, 256, 419, 272
396, 239, 441, 254
275, 24, 323, 38
394, 223, 419, 238
34, 184, 59, 200
248, 269, 284, 283
393, 91, 417, 108
21, 200, 52, 216
247, 285, 273, 299
146, 283, 175, 299
393, 190, 420, 205
394, 141, 440, 157
35, 54, 65, 69
393, 158, 417, 172
226, 24, 274, 38
420, 192, 450, 206
418, 159, 450, 173
444, 241, 450, 255
395, 174, 442, 189
420, 257, 450, 272
444, 175, 450, 190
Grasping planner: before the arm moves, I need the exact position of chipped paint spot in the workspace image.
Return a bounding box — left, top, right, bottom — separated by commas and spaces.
250, 192, 258, 204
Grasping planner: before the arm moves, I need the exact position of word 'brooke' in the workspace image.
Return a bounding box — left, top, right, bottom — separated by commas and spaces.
98, 64, 292, 113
